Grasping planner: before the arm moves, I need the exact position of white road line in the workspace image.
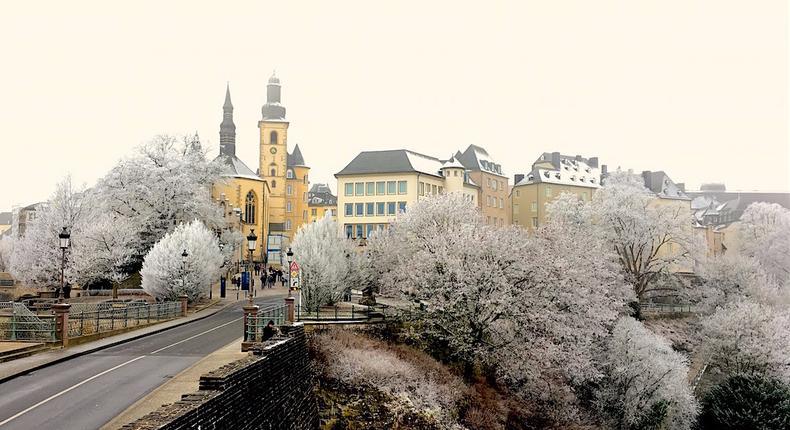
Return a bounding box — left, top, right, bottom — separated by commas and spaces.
0, 316, 243, 427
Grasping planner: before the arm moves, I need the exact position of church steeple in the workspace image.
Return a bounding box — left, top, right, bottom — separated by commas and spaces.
219, 83, 236, 157
262, 72, 287, 120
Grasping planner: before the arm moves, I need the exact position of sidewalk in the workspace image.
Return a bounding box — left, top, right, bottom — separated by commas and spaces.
101, 337, 246, 430
0, 296, 238, 384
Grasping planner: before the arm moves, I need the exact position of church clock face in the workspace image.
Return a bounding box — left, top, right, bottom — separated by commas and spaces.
270, 147, 277, 154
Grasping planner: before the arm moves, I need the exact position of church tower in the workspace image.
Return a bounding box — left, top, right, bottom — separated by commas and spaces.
259, 73, 289, 202
219, 83, 236, 156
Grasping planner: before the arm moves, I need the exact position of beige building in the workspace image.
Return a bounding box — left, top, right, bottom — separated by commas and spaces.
455, 145, 510, 226
336, 150, 478, 240
307, 183, 337, 223
0, 212, 11, 237
511, 152, 601, 231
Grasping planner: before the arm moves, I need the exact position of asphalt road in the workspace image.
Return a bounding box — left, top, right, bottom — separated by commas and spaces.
0, 295, 284, 430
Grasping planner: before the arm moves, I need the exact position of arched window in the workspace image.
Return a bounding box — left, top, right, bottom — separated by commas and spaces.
270, 168, 276, 176
270, 131, 278, 145
286, 169, 294, 179
244, 191, 256, 224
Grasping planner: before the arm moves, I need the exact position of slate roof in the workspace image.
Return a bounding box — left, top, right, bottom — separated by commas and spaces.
514, 152, 601, 188
0, 212, 11, 225
642, 171, 690, 200
308, 183, 337, 206
336, 149, 444, 177
287, 144, 307, 167
214, 155, 263, 181
455, 144, 506, 177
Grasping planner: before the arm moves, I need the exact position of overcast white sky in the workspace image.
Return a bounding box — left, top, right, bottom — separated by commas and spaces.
1, 0, 787, 212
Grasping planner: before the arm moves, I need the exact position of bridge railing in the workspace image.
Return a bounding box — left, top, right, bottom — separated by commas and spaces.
67, 301, 181, 338
0, 302, 56, 342
639, 302, 695, 314
246, 305, 289, 342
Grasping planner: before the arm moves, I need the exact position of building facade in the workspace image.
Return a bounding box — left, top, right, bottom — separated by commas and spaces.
336, 150, 478, 241
455, 145, 510, 226
511, 152, 601, 231
308, 183, 338, 222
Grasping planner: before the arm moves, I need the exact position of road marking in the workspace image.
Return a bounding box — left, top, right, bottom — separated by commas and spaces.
0, 317, 243, 427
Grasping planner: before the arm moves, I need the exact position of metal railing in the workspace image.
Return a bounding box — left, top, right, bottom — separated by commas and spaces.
0, 302, 56, 342
67, 301, 181, 338
246, 305, 288, 342
295, 303, 392, 322
639, 303, 695, 314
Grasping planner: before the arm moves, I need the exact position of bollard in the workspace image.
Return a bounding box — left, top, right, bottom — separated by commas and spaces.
52, 303, 72, 347
241, 304, 259, 352
285, 296, 295, 323
178, 295, 188, 317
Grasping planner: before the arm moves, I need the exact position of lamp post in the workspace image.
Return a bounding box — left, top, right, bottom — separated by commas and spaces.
247, 229, 257, 304
58, 227, 70, 303
181, 249, 188, 297
286, 247, 294, 299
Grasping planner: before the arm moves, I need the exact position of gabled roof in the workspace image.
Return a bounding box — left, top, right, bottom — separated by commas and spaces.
336, 149, 444, 177
642, 171, 690, 200
515, 153, 601, 189
287, 144, 307, 167
455, 144, 506, 177
308, 183, 338, 206
214, 155, 263, 181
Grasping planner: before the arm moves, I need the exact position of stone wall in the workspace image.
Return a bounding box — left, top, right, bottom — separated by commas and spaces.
121, 324, 318, 430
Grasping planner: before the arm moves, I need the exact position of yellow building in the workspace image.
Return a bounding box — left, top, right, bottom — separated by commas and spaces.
336, 150, 478, 240
210, 75, 311, 268
454, 145, 511, 226
511, 152, 601, 231
308, 183, 338, 223
257, 74, 310, 265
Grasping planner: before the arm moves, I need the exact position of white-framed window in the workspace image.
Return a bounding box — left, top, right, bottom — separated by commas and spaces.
366, 182, 375, 195
398, 181, 407, 194
286, 184, 293, 196
531, 202, 537, 212
285, 219, 292, 230
545, 186, 552, 197
286, 201, 292, 212
376, 182, 385, 195
344, 183, 353, 196
387, 181, 396, 194
355, 182, 365, 195
531, 217, 538, 228
286, 170, 294, 179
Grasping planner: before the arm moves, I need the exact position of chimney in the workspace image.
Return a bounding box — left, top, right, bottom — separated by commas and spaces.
575, 155, 582, 161
601, 164, 608, 177
642, 171, 652, 189
588, 157, 599, 168
551, 151, 561, 168
514, 174, 525, 184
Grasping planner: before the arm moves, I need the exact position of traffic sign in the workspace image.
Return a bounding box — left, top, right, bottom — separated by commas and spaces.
290, 261, 299, 272
291, 270, 299, 278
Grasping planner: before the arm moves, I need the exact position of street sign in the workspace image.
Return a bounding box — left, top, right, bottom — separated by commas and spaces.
289, 261, 299, 272
290, 270, 299, 278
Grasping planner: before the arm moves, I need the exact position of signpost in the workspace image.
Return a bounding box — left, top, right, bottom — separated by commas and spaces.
289, 261, 301, 311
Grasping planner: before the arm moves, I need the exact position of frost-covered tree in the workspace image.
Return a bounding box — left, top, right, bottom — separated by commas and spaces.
140, 220, 223, 302
591, 170, 701, 302
291, 215, 357, 310
698, 373, 790, 430
701, 301, 790, 384
596, 317, 698, 430
737, 202, 790, 285
0, 236, 14, 273
94, 134, 225, 264
70, 209, 139, 298
11, 176, 87, 288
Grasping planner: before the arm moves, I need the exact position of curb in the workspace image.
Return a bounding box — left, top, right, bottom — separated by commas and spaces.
0, 299, 239, 385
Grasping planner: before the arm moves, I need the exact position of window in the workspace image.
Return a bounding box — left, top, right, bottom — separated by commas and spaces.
271, 180, 276, 188
376, 202, 385, 215
487, 216, 491, 224
531, 217, 538, 228
366, 202, 374, 216
366, 224, 374, 238
387, 202, 396, 215
344, 183, 353, 196
331, 209, 337, 216
453, 170, 458, 177
419, 182, 425, 196
513, 203, 519, 214
270, 168, 277, 176
286, 201, 292, 212
487, 178, 491, 188
286, 184, 293, 195
345, 225, 353, 238
431, 184, 437, 194
378, 224, 385, 231
311, 208, 317, 216
270, 131, 278, 145
355, 182, 364, 196
516, 190, 520, 197
285, 219, 291, 231
244, 191, 256, 224
286, 170, 294, 179
398, 202, 407, 212
545, 186, 552, 197
387, 181, 396, 194
398, 181, 407, 194
376, 181, 385, 195
356, 224, 364, 239
499, 198, 504, 208
531, 202, 537, 212
355, 203, 364, 216
581, 191, 588, 201
438, 186, 443, 194
366, 182, 375, 195
303, 210, 307, 221
492, 180, 498, 191
344, 203, 353, 216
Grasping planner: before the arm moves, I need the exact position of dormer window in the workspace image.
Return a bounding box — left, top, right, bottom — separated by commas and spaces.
543, 171, 550, 178
555, 172, 561, 179
287, 169, 294, 179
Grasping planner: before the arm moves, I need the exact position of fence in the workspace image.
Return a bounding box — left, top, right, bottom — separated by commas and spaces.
0, 302, 56, 342
639, 303, 695, 314
294, 303, 398, 322
67, 301, 181, 338
246, 305, 289, 342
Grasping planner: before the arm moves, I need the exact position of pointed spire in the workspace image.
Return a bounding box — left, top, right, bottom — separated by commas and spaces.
223, 82, 233, 109
287, 144, 306, 167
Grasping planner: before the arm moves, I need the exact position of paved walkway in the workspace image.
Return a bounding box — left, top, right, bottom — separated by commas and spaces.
101, 337, 246, 430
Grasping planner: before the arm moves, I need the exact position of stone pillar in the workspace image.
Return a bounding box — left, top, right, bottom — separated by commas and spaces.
52, 303, 71, 347
241, 304, 259, 352
178, 295, 188, 317
285, 296, 295, 324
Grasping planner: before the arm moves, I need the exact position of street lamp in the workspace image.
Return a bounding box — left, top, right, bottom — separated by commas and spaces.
58, 227, 70, 303
286, 247, 294, 298
247, 229, 257, 304
181, 249, 188, 297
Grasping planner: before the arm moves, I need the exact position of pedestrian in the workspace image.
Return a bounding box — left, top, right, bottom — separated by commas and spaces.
260, 273, 266, 290
262, 320, 279, 341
